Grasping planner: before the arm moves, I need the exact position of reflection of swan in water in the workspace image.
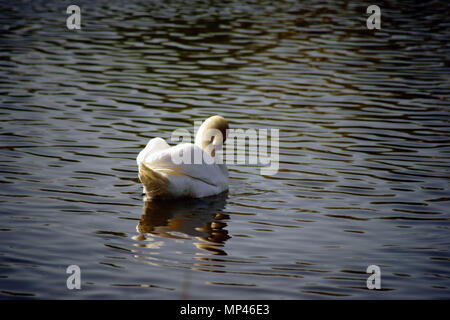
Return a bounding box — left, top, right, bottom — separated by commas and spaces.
136, 192, 230, 255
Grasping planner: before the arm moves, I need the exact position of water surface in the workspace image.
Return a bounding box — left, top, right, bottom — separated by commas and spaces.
0, 0, 449, 299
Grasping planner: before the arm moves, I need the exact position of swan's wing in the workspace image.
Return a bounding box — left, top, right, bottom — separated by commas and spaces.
137, 137, 170, 166
142, 143, 227, 187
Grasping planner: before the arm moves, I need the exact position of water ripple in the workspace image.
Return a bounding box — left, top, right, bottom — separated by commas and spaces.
0, 0, 449, 299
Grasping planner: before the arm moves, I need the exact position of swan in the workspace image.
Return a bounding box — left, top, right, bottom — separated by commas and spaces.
136, 115, 229, 199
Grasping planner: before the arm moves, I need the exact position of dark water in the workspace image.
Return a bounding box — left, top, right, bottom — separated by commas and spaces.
0, 0, 449, 299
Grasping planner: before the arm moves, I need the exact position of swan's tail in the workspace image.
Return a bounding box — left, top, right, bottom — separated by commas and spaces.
138, 163, 169, 199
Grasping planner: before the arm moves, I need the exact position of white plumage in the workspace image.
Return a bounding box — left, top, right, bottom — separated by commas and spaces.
137, 116, 229, 199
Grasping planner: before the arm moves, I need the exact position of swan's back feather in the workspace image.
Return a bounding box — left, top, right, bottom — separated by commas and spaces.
138, 163, 169, 198
139, 143, 228, 199
137, 137, 170, 166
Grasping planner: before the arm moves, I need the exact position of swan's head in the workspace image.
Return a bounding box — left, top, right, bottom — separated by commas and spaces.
195, 115, 229, 157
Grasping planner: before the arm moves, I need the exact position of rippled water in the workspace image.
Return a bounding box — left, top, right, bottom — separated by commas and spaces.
1, 0, 449, 299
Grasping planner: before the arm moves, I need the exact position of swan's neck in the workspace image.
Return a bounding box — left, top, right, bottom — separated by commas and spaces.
194, 124, 206, 149
194, 117, 227, 158
195, 122, 215, 156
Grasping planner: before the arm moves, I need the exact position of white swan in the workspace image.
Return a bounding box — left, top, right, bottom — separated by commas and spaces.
136, 115, 229, 199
